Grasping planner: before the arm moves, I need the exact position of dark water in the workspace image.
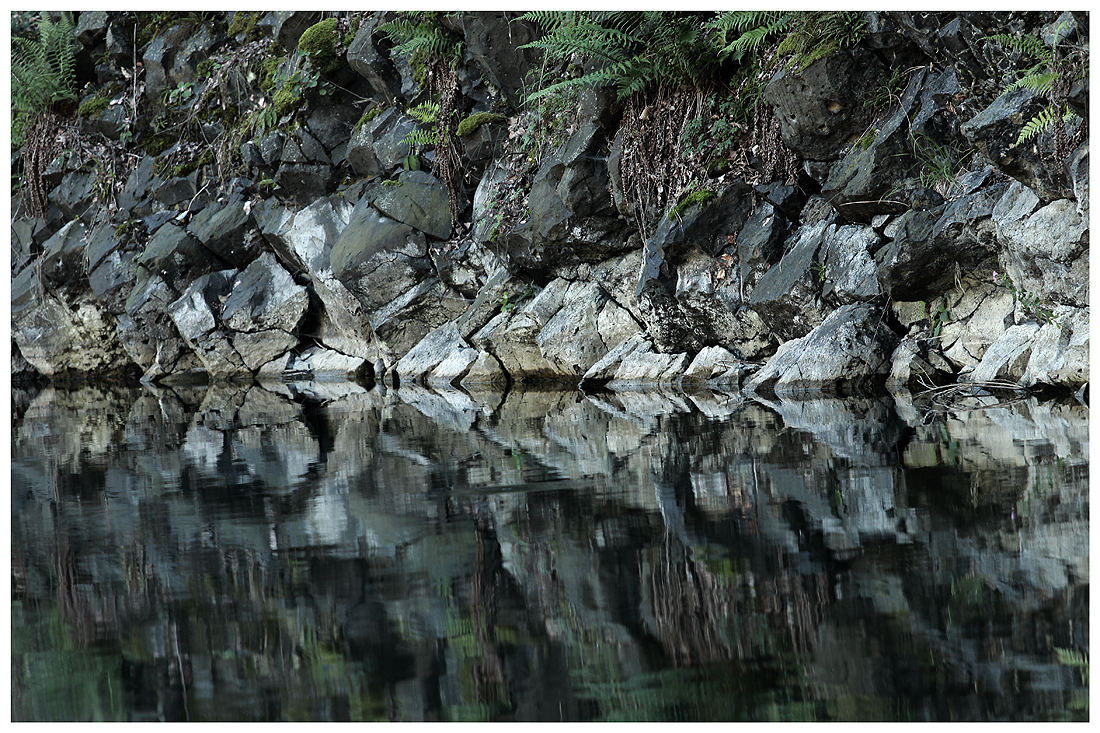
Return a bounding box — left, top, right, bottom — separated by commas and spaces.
11, 379, 1089, 721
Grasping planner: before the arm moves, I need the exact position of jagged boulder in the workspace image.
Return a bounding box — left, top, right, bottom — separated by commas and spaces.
961, 88, 1072, 201
460, 12, 541, 108
764, 48, 883, 161
744, 303, 899, 395
186, 198, 264, 268
875, 182, 1008, 301
748, 214, 836, 341
994, 194, 1088, 309
374, 170, 452, 240
346, 12, 403, 103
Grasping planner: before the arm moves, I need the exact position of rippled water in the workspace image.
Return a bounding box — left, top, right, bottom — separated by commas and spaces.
11, 379, 1089, 721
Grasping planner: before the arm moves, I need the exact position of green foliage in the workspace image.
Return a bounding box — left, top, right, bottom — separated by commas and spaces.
987, 22, 1087, 149
520, 11, 726, 102
456, 112, 507, 137
709, 11, 793, 62
773, 11, 866, 71
227, 11, 263, 41
378, 12, 463, 64
11, 13, 78, 146
993, 270, 1058, 325
910, 131, 973, 196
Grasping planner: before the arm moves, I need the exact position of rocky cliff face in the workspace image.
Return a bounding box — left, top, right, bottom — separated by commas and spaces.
10, 10, 1089, 398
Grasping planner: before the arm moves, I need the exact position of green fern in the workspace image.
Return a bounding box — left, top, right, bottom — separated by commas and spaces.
406, 100, 441, 125
11, 13, 78, 146
401, 128, 439, 148
987, 22, 1085, 149
377, 12, 462, 62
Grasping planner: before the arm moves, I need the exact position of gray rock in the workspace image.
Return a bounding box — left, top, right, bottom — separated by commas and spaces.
12, 283, 131, 378
395, 321, 468, 384
744, 303, 898, 395
961, 87, 1069, 201
48, 169, 96, 221
346, 13, 402, 102
222, 251, 309, 335
821, 67, 925, 221
151, 172, 199, 207
286, 345, 369, 377
875, 183, 1007, 301
374, 170, 452, 240
681, 345, 752, 387
186, 199, 262, 268
764, 48, 883, 161
996, 198, 1089, 308
461, 12, 541, 108
118, 275, 202, 379
1020, 308, 1089, 388
820, 223, 882, 303
748, 218, 834, 341
134, 221, 228, 294
274, 163, 336, 206
460, 350, 508, 388
608, 351, 690, 387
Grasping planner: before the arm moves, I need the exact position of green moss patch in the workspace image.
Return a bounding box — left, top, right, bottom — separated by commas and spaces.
668, 188, 716, 220
298, 17, 340, 73
456, 112, 507, 137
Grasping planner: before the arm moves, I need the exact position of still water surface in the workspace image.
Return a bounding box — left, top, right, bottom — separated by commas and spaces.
11, 379, 1089, 721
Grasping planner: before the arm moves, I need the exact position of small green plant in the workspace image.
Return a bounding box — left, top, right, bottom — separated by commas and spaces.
910, 131, 973, 196
986, 21, 1087, 156
161, 80, 195, 107
993, 270, 1058, 325
811, 260, 827, 284
1055, 647, 1089, 714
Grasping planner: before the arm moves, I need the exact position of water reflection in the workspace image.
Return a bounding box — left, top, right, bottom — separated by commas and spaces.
11, 379, 1088, 721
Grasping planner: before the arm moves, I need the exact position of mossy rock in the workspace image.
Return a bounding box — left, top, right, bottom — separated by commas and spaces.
228, 11, 263, 41
456, 112, 507, 138
668, 188, 716, 220
77, 95, 111, 119
298, 17, 340, 74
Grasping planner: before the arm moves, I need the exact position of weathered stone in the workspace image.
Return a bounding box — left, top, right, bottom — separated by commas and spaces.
934, 270, 1013, 369
961, 87, 1069, 201
821, 67, 925, 221
12, 286, 132, 378
48, 169, 96, 221
681, 345, 752, 387
995, 198, 1089, 308
965, 323, 1041, 385
135, 221, 227, 294
274, 163, 336, 206
151, 172, 199, 207
429, 344, 481, 388
222, 251, 309, 335
535, 281, 631, 379
460, 350, 508, 388
395, 322, 467, 384
875, 182, 1007, 301
748, 218, 834, 341
886, 338, 952, 393
232, 329, 300, 373
186, 199, 262, 268
1020, 308, 1089, 388
820, 223, 882, 303
581, 332, 653, 384
346, 13, 402, 102
764, 48, 883, 161
461, 12, 541, 108
744, 303, 898, 395
286, 345, 370, 377
374, 170, 452, 240
608, 351, 690, 387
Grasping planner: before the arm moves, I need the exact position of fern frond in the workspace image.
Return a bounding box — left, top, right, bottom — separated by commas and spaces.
986, 33, 1051, 63
1015, 103, 1060, 144
402, 128, 439, 148
406, 100, 441, 124
1004, 70, 1056, 95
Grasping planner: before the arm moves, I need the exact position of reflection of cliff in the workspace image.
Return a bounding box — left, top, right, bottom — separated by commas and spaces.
10, 381, 1089, 721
